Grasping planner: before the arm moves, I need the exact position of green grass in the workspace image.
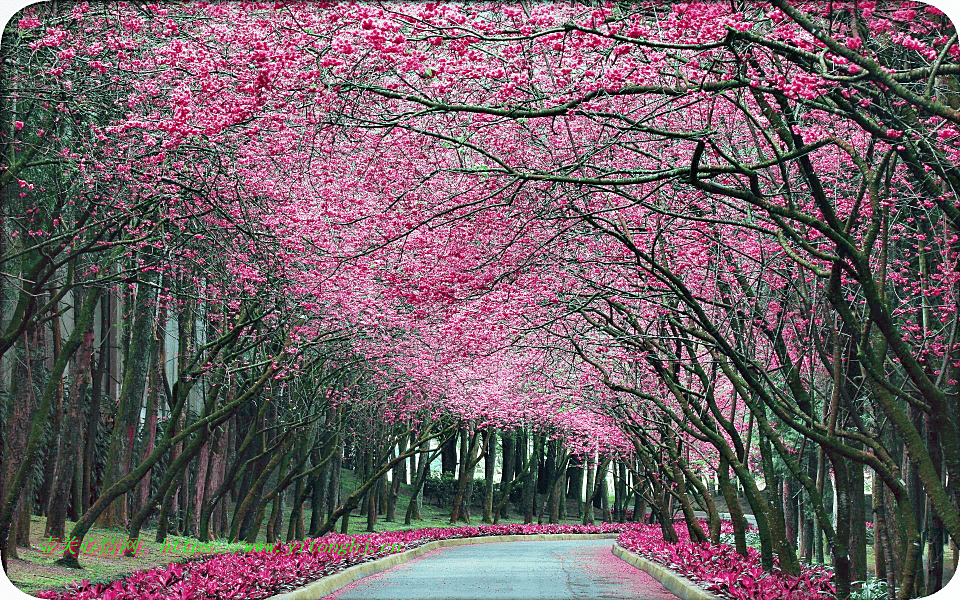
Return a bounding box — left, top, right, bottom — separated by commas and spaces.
5, 514, 241, 594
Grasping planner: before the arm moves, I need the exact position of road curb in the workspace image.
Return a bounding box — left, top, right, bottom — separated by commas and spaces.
266, 533, 619, 600
612, 542, 722, 600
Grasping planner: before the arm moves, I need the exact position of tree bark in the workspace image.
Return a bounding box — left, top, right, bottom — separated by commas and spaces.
98, 272, 158, 527
45, 299, 95, 540
81, 295, 109, 514
230, 437, 291, 542
405, 442, 442, 525
441, 431, 457, 475
450, 427, 483, 523
521, 434, 542, 524
718, 455, 749, 557
1, 285, 100, 569
500, 431, 515, 518
387, 436, 406, 522
482, 430, 496, 523
581, 453, 595, 525
37, 300, 65, 519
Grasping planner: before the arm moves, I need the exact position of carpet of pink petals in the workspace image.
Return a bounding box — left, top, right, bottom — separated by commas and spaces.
617, 521, 835, 600
34, 523, 636, 600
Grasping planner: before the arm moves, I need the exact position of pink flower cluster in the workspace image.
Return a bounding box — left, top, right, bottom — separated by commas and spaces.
617, 525, 835, 600
35, 523, 642, 600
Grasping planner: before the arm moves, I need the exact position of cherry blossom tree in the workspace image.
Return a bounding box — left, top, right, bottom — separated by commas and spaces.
2, 3, 959, 599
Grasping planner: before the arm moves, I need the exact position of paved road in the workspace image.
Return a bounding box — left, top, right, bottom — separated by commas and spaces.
324, 539, 677, 600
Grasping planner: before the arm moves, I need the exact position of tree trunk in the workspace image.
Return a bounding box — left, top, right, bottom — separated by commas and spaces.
872, 469, 887, 583
582, 454, 595, 525
848, 461, 868, 586
567, 462, 583, 500
493, 437, 535, 525
266, 486, 283, 543
37, 300, 65, 519
155, 471, 185, 544
387, 437, 406, 522
134, 337, 162, 524
199, 423, 227, 542
198, 393, 261, 542
801, 445, 817, 562
309, 470, 326, 535
680, 458, 721, 543
126, 408, 220, 553
783, 477, 797, 549
758, 421, 800, 575
1, 287, 100, 569
366, 473, 379, 532
718, 455, 749, 557
359, 449, 371, 517
924, 412, 944, 596
521, 434, 542, 524
230, 438, 290, 542
3, 324, 40, 562
387, 467, 401, 522
378, 466, 387, 515
45, 303, 95, 540
541, 439, 556, 496
548, 448, 568, 524
828, 452, 853, 600
81, 295, 109, 514
326, 448, 341, 523
98, 273, 158, 527
599, 461, 610, 523
441, 431, 457, 475
287, 477, 304, 541
405, 443, 441, 525
614, 461, 626, 523
409, 432, 418, 485
451, 428, 483, 523
482, 430, 496, 523
500, 431, 515, 519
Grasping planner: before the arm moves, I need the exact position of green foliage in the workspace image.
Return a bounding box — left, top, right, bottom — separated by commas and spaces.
848, 578, 889, 600
507, 479, 525, 506
423, 473, 457, 507
422, 474, 497, 509
718, 529, 763, 550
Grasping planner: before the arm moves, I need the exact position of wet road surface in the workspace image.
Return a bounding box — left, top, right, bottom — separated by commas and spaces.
325, 538, 678, 600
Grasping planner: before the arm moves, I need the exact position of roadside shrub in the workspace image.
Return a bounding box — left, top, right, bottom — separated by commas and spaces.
849, 578, 888, 600
423, 473, 457, 507
618, 524, 835, 600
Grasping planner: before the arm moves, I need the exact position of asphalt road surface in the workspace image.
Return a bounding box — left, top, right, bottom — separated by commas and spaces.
325, 538, 678, 600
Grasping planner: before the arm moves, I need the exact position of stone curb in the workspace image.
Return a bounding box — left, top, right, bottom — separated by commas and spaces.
612, 542, 722, 600
267, 533, 619, 600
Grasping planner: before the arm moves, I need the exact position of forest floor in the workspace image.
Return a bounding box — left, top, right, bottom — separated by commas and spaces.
5, 470, 596, 595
